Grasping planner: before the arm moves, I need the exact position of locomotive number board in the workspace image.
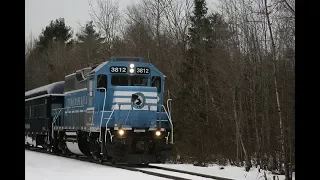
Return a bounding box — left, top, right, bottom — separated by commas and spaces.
110, 66, 127, 73
136, 67, 150, 74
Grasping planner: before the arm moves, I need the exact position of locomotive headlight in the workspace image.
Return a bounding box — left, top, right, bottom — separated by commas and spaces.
118, 129, 125, 136
129, 68, 134, 73
130, 64, 135, 68
155, 130, 161, 136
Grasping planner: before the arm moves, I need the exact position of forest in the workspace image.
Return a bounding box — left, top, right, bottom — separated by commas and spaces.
25, 0, 295, 180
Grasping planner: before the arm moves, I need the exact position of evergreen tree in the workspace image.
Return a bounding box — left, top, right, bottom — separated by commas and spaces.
181, 0, 213, 83
176, 0, 213, 163
75, 21, 103, 66
187, 0, 213, 52
36, 18, 73, 51
177, 0, 230, 162
179, 0, 213, 99
76, 21, 101, 43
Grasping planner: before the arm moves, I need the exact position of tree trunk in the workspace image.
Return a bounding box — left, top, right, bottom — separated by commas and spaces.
232, 87, 240, 165
252, 69, 261, 167
240, 131, 251, 171
264, 0, 289, 179
237, 89, 251, 170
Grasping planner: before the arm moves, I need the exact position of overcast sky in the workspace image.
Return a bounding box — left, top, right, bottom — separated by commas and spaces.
25, 0, 219, 40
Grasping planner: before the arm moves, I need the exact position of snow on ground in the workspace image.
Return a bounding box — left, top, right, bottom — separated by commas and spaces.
26, 150, 295, 180
25, 150, 166, 180
150, 163, 295, 180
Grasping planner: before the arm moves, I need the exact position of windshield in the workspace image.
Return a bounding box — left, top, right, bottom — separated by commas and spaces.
111, 75, 148, 86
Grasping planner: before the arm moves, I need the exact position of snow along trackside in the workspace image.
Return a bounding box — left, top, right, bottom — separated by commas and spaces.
26, 146, 195, 180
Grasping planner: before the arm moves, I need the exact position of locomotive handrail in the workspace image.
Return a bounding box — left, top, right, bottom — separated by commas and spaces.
167, 99, 172, 119
161, 104, 174, 144
104, 107, 116, 143
51, 109, 63, 139
124, 108, 132, 125
160, 99, 172, 130
97, 87, 107, 142
52, 106, 84, 122
148, 105, 151, 127
106, 130, 114, 143
51, 106, 85, 139
101, 108, 115, 142
103, 102, 134, 142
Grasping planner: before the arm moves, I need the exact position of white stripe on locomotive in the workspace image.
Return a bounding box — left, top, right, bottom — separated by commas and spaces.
113, 91, 157, 97
113, 98, 157, 104
111, 105, 157, 111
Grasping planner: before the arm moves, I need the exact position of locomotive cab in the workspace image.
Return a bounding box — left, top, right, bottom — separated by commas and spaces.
89, 56, 169, 128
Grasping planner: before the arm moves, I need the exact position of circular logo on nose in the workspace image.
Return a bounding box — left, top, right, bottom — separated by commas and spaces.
131, 92, 146, 109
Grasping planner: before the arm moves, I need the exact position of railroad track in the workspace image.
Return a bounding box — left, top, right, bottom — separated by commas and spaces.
25, 146, 234, 180
135, 164, 234, 180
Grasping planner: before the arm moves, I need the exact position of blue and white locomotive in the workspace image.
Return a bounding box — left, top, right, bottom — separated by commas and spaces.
25, 56, 173, 164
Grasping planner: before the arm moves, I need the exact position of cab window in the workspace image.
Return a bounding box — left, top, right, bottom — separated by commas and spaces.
151, 76, 161, 93
111, 76, 128, 86
97, 74, 107, 92
129, 76, 148, 86
111, 75, 148, 86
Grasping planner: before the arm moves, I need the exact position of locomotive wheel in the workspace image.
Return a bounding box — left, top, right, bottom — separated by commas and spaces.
98, 153, 105, 162
45, 143, 52, 152
95, 153, 104, 162
62, 148, 69, 156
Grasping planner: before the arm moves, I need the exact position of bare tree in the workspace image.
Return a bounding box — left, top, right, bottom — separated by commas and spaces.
89, 0, 121, 47
264, 0, 293, 179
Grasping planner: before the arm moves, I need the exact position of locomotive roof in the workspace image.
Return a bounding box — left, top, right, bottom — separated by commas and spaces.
25, 81, 65, 98
88, 56, 144, 74
89, 61, 109, 74
69, 56, 166, 77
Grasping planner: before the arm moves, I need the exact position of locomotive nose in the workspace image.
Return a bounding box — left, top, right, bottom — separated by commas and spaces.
136, 140, 145, 151
112, 86, 158, 128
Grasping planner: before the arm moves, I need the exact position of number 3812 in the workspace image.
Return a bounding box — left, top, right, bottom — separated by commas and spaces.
110, 66, 127, 73
136, 67, 150, 74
